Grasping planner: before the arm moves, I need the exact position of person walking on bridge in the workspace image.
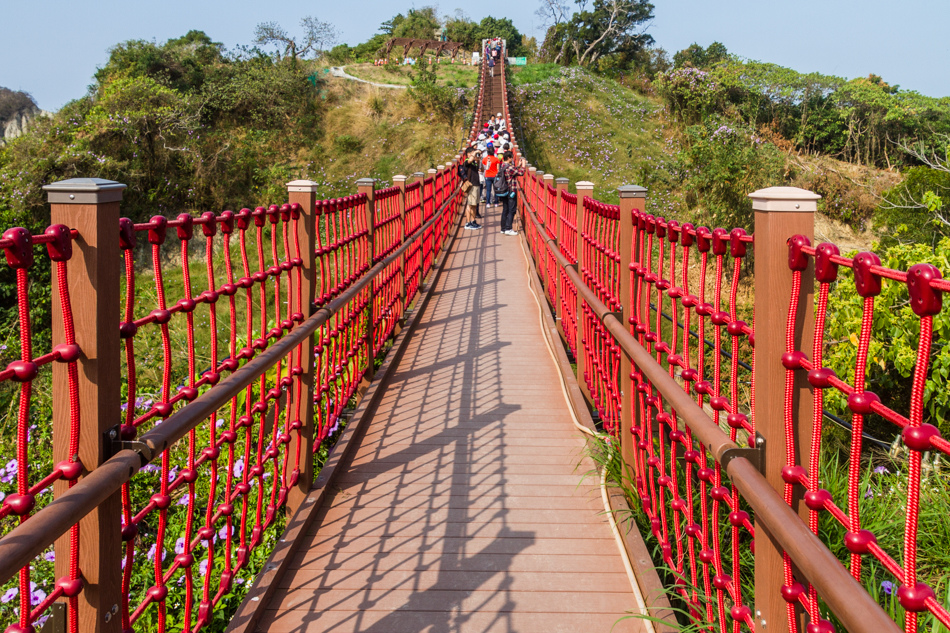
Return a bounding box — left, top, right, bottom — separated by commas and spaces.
496, 151, 526, 235
481, 147, 502, 208
459, 147, 482, 230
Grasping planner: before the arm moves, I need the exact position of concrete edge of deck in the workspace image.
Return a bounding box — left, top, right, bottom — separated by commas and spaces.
514, 229, 679, 633
225, 203, 465, 633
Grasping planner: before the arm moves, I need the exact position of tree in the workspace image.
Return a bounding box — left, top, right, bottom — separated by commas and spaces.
444, 11, 480, 50
379, 14, 405, 36
539, 0, 654, 67
475, 17, 525, 56
535, 0, 572, 62
392, 7, 440, 40
569, 0, 654, 66
673, 41, 728, 69
253, 17, 338, 62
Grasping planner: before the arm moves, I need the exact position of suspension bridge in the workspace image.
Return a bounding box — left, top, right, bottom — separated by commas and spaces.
0, 40, 946, 633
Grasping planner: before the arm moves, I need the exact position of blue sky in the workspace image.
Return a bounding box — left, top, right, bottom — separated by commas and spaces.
3, 0, 948, 110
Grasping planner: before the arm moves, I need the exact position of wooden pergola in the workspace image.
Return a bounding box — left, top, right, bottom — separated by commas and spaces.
378, 38, 464, 61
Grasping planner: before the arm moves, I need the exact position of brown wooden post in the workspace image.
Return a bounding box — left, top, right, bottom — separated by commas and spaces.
427, 168, 438, 217
44, 178, 124, 633
392, 175, 408, 329
357, 178, 376, 383
286, 179, 319, 512
575, 180, 594, 401
411, 171, 424, 186
617, 185, 646, 476
541, 173, 554, 293
527, 167, 537, 213
554, 177, 570, 341
749, 186, 818, 633
436, 165, 445, 208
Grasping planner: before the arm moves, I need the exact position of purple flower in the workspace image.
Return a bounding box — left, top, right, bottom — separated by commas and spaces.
167, 467, 179, 483
198, 559, 208, 576
5, 459, 17, 474
864, 488, 874, 499
233, 458, 244, 479
218, 524, 232, 541
146, 543, 166, 563
1, 587, 16, 603
175, 537, 187, 555
31, 587, 46, 605
881, 580, 894, 595
216, 418, 225, 428
43, 550, 55, 562
177, 495, 190, 506
874, 466, 890, 475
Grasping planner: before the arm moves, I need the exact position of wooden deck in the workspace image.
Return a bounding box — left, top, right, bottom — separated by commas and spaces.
259, 205, 643, 632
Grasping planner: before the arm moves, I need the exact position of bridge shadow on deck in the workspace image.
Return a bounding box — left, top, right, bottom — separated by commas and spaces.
260, 207, 638, 633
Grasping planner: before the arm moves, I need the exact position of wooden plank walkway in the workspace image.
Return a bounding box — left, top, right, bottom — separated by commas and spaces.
259, 204, 644, 632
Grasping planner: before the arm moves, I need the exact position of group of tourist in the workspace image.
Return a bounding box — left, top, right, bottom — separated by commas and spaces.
485, 38, 503, 76
458, 111, 525, 235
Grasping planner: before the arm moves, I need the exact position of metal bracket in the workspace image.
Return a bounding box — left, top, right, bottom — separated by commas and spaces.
40, 603, 65, 633
104, 425, 151, 465
604, 310, 624, 324
720, 432, 765, 474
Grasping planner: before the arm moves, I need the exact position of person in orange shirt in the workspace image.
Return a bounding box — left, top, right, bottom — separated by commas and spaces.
481, 147, 503, 208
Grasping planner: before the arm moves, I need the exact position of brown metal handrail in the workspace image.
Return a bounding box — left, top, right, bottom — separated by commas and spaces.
0, 182, 463, 587
519, 192, 900, 633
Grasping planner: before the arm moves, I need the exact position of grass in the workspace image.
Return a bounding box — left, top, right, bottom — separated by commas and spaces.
509, 66, 675, 208
302, 77, 468, 196
344, 62, 480, 89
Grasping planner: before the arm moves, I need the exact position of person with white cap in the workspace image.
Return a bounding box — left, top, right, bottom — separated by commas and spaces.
497, 114, 507, 131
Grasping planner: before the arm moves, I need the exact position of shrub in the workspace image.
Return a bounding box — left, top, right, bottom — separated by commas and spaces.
655, 66, 724, 124
823, 237, 950, 440
676, 118, 784, 231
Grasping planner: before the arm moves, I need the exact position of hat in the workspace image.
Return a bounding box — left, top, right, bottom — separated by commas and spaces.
478, 134, 486, 140
483, 122, 489, 127
497, 113, 502, 118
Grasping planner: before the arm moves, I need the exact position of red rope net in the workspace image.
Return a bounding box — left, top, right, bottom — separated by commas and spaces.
0, 226, 83, 633
629, 216, 755, 632
785, 239, 950, 633
117, 205, 307, 631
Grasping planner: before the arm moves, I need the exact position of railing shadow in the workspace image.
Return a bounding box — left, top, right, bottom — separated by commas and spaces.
269, 213, 544, 632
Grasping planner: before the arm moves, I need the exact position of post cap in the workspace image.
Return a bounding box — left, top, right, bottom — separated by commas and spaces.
44, 178, 126, 204
618, 185, 647, 199
392, 175, 408, 183
412, 172, 425, 178
575, 181, 595, 189
749, 187, 820, 213
437, 165, 445, 170
555, 177, 569, 185
543, 173, 554, 180
427, 168, 438, 174
528, 167, 537, 173
286, 179, 319, 193
355, 178, 376, 189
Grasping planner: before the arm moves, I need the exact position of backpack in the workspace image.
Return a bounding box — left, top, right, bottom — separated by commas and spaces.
494, 165, 511, 196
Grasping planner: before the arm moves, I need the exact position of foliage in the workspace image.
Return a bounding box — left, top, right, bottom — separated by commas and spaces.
676, 117, 784, 231
823, 238, 950, 439
392, 7, 441, 40
654, 66, 723, 124
877, 167, 950, 246
406, 58, 465, 126
0, 31, 323, 230
538, 0, 654, 67
253, 17, 338, 62
673, 41, 728, 69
